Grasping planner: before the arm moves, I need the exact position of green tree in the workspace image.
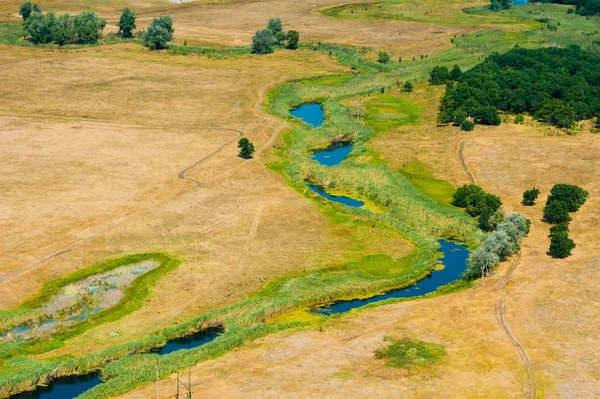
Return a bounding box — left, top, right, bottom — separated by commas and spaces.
549, 222, 569, 236
32, 3, 40, 12
267, 18, 284, 44
24, 11, 55, 44
238, 138, 255, 158
429, 66, 450, 85
460, 120, 475, 131
53, 13, 75, 45
547, 184, 588, 212
453, 110, 467, 126
73, 11, 106, 44
377, 51, 391, 64
490, 0, 512, 11
402, 81, 413, 93
285, 30, 299, 50
537, 99, 575, 128
473, 106, 501, 125
19, 2, 32, 20
144, 16, 174, 50
522, 187, 540, 206
450, 64, 462, 80
543, 201, 572, 224
548, 232, 576, 258
117, 7, 136, 38
252, 29, 276, 54
514, 114, 524, 124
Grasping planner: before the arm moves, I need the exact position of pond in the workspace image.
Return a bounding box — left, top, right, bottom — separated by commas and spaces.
290, 103, 325, 128
513, 0, 528, 4
9, 373, 102, 399
155, 327, 223, 355
307, 184, 365, 208
313, 240, 469, 315
311, 142, 353, 167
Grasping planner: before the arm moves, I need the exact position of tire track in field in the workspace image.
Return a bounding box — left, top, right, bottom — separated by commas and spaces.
458, 138, 477, 185
494, 251, 538, 399
0, 125, 243, 287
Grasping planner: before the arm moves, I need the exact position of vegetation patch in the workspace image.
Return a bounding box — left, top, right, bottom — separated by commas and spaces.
375, 337, 446, 371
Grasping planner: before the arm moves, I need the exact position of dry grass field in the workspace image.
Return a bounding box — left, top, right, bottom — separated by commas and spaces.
119, 85, 600, 399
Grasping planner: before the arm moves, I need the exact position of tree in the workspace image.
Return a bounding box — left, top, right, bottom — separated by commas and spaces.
32, 3, 40, 12
19, 2, 32, 20
238, 138, 255, 158
522, 187, 540, 206
473, 106, 501, 125
267, 18, 284, 44
547, 184, 588, 212
73, 11, 106, 44
537, 99, 575, 129
549, 222, 569, 236
543, 201, 572, 224
402, 81, 413, 93
286, 30, 299, 50
452, 184, 501, 218
252, 29, 276, 54
514, 114, 524, 124
548, 232, 576, 258
24, 11, 55, 44
453, 110, 467, 126
53, 13, 75, 45
117, 7, 136, 38
144, 16, 174, 50
450, 64, 462, 80
460, 120, 475, 131
429, 66, 449, 85
490, 0, 512, 11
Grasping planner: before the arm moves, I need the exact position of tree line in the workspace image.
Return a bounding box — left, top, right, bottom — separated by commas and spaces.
434, 47, 600, 129
528, 0, 600, 16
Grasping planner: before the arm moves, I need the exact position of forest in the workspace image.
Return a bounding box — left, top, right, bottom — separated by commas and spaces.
437, 46, 600, 128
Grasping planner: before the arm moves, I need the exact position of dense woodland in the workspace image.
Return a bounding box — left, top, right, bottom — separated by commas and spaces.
436, 47, 600, 128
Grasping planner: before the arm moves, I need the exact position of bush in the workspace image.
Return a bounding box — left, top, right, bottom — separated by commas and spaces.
547, 184, 588, 212
144, 16, 174, 50
522, 187, 540, 206
450, 64, 462, 80
19, 2, 33, 20
267, 18, 284, 44
73, 11, 106, 44
549, 222, 569, 236
377, 51, 391, 64
401, 81, 413, 93
252, 29, 276, 54
117, 7, 136, 38
490, 0, 512, 11
453, 110, 467, 126
452, 184, 502, 218
514, 114, 524, 124
548, 232, 576, 258
543, 201, 572, 224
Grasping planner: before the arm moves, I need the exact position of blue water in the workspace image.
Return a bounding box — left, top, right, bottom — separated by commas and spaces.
311, 142, 353, 167
9, 373, 102, 399
313, 240, 470, 315
156, 327, 223, 355
513, 0, 528, 4
307, 184, 364, 208
290, 103, 325, 128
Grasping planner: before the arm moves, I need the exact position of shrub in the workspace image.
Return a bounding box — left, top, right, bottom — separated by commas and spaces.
548, 232, 576, 258
549, 222, 569, 236
473, 106, 501, 125
252, 29, 276, 54
267, 18, 284, 44
453, 110, 467, 126
543, 201, 572, 224
73, 11, 106, 44
401, 81, 413, 93
522, 187, 540, 206
452, 184, 502, 218
19, 2, 34, 20
144, 16, 174, 50
377, 51, 391, 64
450, 64, 462, 80
514, 114, 524, 124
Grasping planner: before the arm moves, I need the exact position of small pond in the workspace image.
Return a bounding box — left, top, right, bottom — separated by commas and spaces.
307, 184, 365, 208
9, 372, 102, 399
155, 327, 223, 355
290, 103, 325, 128
513, 0, 528, 4
311, 142, 353, 167
313, 240, 469, 315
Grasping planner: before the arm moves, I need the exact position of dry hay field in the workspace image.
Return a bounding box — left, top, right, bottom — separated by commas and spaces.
122, 86, 599, 398
0, 0, 598, 398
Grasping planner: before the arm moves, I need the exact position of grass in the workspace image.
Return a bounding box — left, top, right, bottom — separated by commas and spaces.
361, 93, 421, 134
374, 337, 446, 370
399, 162, 457, 208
